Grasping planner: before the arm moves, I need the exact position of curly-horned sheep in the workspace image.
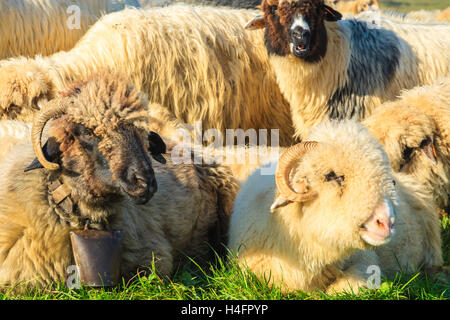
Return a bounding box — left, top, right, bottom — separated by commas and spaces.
0, 5, 295, 146
363, 78, 450, 214
0, 0, 142, 60
228, 120, 443, 293
245, 0, 450, 140
0, 74, 239, 288
326, 0, 380, 15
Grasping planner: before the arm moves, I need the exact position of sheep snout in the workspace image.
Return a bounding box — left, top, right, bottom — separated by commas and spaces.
360, 198, 395, 246
120, 169, 157, 205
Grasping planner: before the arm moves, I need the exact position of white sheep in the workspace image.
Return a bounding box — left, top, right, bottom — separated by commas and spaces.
0, 74, 239, 288
0, 0, 142, 60
228, 120, 443, 293
363, 78, 450, 214
0, 5, 295, 146
245, 0, 450, 140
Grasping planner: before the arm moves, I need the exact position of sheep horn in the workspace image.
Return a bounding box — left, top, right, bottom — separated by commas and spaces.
31, 99, 69, 171
275, 142, 319, 202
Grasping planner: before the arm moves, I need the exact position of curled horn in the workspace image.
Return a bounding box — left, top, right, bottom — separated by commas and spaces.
31, 98, 70, 171
275, 142, 319, 202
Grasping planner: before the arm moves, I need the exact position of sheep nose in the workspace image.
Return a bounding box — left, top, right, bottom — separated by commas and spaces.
130, 171, 157, 193
362, 198, 395, 240
132, 172, 148, 189
291, 27, 310, 42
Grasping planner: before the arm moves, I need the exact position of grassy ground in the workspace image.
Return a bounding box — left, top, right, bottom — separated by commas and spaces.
380, 0, 449, 11
1, 216, 448, 300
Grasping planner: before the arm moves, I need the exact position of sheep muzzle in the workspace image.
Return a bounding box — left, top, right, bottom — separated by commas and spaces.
359, 198, 395, 246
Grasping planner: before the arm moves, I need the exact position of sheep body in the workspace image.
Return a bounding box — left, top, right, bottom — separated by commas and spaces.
354, 10, 448, 26
0, 0, 141, 60
0, 120, 31, 161
363, 78, 450, 212
0, 6, 295, 146
228, 121, 442, 293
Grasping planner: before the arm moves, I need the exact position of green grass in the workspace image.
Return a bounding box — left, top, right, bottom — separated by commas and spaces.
379, 0, 449, 12
1, 217, 448, 300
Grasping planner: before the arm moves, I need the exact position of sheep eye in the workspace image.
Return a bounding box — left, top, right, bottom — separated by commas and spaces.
419, 137, 431, 149
325, 171, 345, 185
269, 5, 278, 15
392, 180, 396, 186
402, 146, 414, 162
325, 171, 337, 181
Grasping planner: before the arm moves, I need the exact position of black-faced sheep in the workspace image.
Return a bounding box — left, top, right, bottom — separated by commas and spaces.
228, 120, 443, 293
0, 74, 239, 287
245, 0, 450, 140
0, 0, 142, 60
0, 5, 295, 146
363, 78, 450, 215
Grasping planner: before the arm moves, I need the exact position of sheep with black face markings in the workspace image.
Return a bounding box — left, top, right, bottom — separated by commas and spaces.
0, 74, 239, 288
0, 5, 295, 146
245, 0, 450, 140
228, 120, 443, 293
364, 78, 450, 215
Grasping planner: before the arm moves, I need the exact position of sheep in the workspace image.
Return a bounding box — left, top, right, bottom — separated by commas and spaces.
245, 0, 450, 140
398, 8, 450, 23
0, 0, 142, 60
437, 7, 450, 22
326, 0, 380, 15
363, 78, 450, 215
0, 74, 239, 288
228, 120, 443, 293
0, 5, 295, 147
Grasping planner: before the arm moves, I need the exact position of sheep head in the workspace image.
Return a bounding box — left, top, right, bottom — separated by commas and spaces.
25, 75, 166, 207
365, 107, 439, 174
271, 121, 397, 252
245, 0, 342, 63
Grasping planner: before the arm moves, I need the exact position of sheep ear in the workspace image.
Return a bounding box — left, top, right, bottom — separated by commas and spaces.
245, 15, 265, 30
421, 138, 438, 165
270, 194, 292, 212
24, 137, 61, 172
148, 131, 167, 164
323, 4, 343, 21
